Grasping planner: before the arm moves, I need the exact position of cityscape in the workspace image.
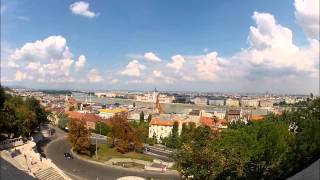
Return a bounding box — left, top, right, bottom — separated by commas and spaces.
1, 0, 319, 180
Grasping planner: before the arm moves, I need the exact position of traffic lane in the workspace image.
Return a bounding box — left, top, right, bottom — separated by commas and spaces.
47, 138, 180, 180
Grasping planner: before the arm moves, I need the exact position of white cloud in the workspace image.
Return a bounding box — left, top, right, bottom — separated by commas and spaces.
15, 71, 27, 81
70, 1, 97, 18
26, 62, 40, 70
167, 55, 185, 72
164, 76, 175, 84
87, 69, 103, 83
294, 0, 319, 40
241, 11, 318, 74
196, 52, 227, 81
9, 35, 71, 62
144, 52, 161, 62
120, 60, 146, 77
75, 55, 86, 71
180, 73, 195, 81
7, 61, 19, 68
6, 35, 82, 83
111, 79, 118, 84
153, 70, 163, 77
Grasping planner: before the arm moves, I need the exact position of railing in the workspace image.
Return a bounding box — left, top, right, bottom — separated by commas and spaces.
0, 137, 24, 150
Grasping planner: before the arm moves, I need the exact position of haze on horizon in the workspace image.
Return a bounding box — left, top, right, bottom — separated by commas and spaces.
1, 0, 319, 94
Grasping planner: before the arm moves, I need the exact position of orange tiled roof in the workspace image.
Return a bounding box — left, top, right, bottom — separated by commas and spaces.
67, 111, 102, 123
149, 118, 175, 126
250, 115, 265, 121
199, 116, 213, 127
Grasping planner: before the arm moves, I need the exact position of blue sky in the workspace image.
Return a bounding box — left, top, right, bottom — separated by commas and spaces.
1, 0, 319, 94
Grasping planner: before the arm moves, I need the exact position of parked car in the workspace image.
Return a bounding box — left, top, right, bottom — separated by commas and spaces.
64, 152, 73, 160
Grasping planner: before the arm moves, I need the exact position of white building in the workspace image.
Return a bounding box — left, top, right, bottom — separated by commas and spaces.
259, 100, 273, 107
95, 92, 117, 98
136, 89, 174, 103
149, 118, 176, 143
208, 99, 225, 106
193, 97, 208, 105
241, 98, 259, 107
226, 98, 240, 107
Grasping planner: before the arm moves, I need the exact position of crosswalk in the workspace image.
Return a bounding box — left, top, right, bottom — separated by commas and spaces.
34, 167, 65, 180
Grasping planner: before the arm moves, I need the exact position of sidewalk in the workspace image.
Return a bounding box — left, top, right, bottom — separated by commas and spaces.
1, 141, 71, 180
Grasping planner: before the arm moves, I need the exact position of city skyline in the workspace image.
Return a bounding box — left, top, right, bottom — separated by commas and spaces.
1, 0, 319, 94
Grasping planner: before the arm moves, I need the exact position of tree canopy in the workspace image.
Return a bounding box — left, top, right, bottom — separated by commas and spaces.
109, 113, 143, 153
175, 98, 320, 179
67, 118, 91, 154
0, 87, 48, 139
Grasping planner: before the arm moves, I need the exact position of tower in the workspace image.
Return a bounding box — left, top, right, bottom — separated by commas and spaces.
153, 93, 164, 114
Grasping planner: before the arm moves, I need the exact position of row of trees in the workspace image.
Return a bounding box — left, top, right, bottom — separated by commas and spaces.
175, 98, 320, 179
0, 86, 48, 139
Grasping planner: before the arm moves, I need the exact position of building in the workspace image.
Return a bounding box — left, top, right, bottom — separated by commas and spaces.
259, 100, 273, 107
127, 108, 153, 121
148, 118, 177, 143
97, 108, 127, 119
225, 98, 240, 107
198, 116, 228, 132
153, 94, 164, 114
193, 97, 208, 105
64, 95, 78, 111
241, 98, 259, 107
95, 92, 116, 98
67, 111, 102, 130
226, 109, 241, 122
46, 107, 65, 125
208, 99, 225, 106
136, 89, 175, 103
213, 110, 226, 120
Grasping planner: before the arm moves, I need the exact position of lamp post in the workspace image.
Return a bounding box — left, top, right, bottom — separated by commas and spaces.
95, 137, 98, 159
96, 121, 102, 159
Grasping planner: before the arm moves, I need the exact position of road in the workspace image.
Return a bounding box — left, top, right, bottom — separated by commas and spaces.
46, 127, 180, 180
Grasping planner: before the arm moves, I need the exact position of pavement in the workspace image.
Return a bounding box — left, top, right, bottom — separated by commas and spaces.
0, 157, 35, 180
45, 126, 181, 180
288, 159, 320, 180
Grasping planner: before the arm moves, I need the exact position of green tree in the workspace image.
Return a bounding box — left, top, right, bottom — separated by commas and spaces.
139, 111, 144, 123
25, 97, 48, 125
166, 121, 180, 149
175, 99, 320, 179
95, 121, 111, 136
58, 114, 69, 129
176, 126, 217, 180
180, 123, 190, 145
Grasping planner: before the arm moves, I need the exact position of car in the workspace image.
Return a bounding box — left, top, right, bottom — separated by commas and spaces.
64, 152, 73, 160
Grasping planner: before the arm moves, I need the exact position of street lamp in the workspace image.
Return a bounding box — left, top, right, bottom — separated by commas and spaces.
95, 121, 102, 159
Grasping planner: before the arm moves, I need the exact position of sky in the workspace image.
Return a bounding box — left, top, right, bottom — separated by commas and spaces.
1, 0, 319, 94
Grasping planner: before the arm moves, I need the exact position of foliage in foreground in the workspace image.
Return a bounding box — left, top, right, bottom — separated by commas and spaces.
175, 98, 320, 180
0, 86, 48, 138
